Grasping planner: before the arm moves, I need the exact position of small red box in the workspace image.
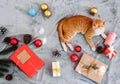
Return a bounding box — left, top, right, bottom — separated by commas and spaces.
10, 44, 45, 78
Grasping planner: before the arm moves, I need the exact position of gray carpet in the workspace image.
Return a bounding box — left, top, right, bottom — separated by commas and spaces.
0, 0, 120, 84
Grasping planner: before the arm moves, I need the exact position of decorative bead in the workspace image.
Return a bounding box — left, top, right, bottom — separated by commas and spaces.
23, 34, 32, 44
96, 46, 104, 54
41, 3, 48, 11
44, 9, 52, 17
34, 39, 42, 47
10, 38, 18, 45
90, 7, 98, 15
28, 8, 37, 17
74, 45, 82, 52
70, 54, 79, 62
5, 74, 13, 81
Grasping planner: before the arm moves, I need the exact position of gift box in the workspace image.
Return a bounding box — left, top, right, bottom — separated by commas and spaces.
104, 46, 117, 59
10, 44, 45, 78
52, 61, 61, 77
75, 53, 108, 83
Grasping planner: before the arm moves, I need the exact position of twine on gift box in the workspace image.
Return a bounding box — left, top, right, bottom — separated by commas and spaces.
80, 58, 105, 77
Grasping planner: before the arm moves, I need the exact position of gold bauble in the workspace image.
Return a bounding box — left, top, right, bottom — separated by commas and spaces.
90, 7, 98, 15
44, 9, 52, 17
41, 3, 48, 11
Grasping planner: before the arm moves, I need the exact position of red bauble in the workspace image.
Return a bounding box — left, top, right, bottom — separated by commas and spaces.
70, 54, 79, 62
10, 38, 18, 45
74, 45, 82, 52
34, 39, 42, 47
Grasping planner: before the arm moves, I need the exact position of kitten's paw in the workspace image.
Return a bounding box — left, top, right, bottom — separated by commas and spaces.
92, 47, 96, 51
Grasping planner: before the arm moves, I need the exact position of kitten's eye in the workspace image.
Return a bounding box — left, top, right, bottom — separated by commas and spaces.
93, 24, 96, 26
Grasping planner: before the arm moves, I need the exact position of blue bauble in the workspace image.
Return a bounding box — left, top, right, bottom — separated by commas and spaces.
28, 8, 37, 17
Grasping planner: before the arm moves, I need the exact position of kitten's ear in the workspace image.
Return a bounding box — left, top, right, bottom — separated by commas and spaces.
103, 21, 105, 25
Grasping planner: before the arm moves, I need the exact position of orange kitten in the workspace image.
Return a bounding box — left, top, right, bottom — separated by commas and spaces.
57, 15, 105, 51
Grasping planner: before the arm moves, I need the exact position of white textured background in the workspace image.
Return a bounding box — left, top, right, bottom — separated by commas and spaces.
0, 0, 120, 84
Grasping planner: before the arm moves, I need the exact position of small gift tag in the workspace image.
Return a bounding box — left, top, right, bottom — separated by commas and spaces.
17, 50, 31, 64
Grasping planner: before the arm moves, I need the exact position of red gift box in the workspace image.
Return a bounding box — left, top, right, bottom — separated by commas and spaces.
10, 44, 45, 78
104, 46, 117, 59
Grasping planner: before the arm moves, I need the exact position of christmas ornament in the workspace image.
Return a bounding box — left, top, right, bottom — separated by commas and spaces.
0, 45, 18, 55
104, 32, 116, 47
104, 46, 117, 59
41, 3, 48, 11
44, 9, 52, 17
23, 34, 32, 44
0, 26, 7, 35
52, 50, 61, 57
10, 38, 18, 45
90, 7, 98, 15
28, 8, 37, 17
74, 45, 82, 52
96, 46, 105, 54
34, 39, 42, 47
5, 74, 13, 81
70, 54, 79, 62
3, 37, 11, 44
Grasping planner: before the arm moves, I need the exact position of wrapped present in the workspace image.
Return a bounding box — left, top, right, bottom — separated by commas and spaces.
10, 44, 45, 78
104, 46, 117, 59
52, 61, 61, 77
75, 53, 108, 83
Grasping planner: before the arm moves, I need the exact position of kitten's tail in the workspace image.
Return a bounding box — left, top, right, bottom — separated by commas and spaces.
58, 19, 69, 43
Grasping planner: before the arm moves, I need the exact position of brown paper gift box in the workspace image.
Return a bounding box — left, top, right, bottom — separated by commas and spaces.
75, 53, 108, 83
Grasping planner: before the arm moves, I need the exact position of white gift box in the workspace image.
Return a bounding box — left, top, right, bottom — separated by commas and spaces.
52, 61, 61, 77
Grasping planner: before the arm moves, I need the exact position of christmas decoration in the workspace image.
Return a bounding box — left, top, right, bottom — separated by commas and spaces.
23, 34, 32, 44
104, 46, 117, 59
96, 46, 105, 54
41, 3, 48, 11
44, 9, 52, 17
74, 45, 82, 52
3, 37, 11, 44
52, 61, 61, 77
28, 8, 37, 17
52, 50, 61, 57
0, 45, 18, 55
10, 44, 45, 78
40, 3, 52, 17
75, 53, 108, 83
70, 54, 79, 62
0, 26, 7, 35
0, 59, 13, 78
10, 38, 18, 45
104, 32, 116, 47
89, 7, 98, 15
34, 39, 42, 48
5, 74, 13, 81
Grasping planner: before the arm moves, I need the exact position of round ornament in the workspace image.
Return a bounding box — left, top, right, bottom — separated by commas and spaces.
41, 3, 48, 11
34, 39, 42, 47
10, 38, 18, 45
44, 9, 52, 17
90, 7, 98, 15
74, 45, 82, 52
28, 8, 37, 17
70, 54, 79, 62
